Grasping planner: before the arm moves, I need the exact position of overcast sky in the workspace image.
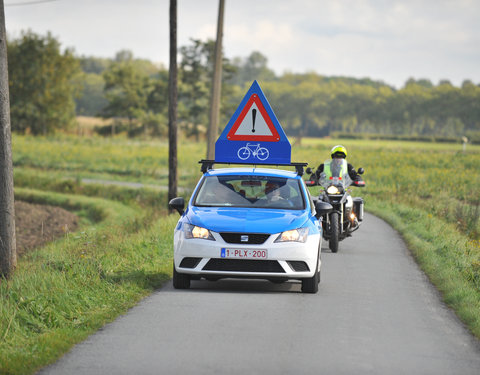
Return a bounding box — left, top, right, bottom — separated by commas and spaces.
4, 0, 480, 88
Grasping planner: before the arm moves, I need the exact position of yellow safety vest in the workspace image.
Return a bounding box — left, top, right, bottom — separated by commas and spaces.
324, 160, 348, 179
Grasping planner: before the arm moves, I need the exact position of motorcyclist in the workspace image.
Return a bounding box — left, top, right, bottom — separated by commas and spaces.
311, 145, 364, 252
314, 145, 360, 182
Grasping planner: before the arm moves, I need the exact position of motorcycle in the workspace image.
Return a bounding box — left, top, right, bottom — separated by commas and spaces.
305, 159, 365, 253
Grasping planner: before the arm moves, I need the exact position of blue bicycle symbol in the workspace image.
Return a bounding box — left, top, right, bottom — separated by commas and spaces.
237, 143, 270, 161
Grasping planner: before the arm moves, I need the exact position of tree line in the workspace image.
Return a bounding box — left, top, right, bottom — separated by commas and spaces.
7, 31, 480, 142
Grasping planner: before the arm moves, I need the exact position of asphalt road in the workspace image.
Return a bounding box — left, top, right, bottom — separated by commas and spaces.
38, 213, 480, 375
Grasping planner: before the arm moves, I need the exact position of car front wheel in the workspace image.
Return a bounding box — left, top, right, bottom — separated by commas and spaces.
301, 247, 320, 293
301, 270, 319, 293
173, 262, 191, 289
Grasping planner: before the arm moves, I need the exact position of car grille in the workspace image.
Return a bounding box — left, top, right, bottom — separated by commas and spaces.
203, 259, 285, 273
219, 233, 270, 244
287, 261, 310, 272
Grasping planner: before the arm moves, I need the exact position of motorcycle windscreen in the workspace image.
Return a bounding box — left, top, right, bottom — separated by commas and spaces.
330, 158, 347, 177
319, 159, 352, 188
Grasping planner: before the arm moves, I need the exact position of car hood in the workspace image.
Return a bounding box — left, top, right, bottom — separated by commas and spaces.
186, 206, 310, 234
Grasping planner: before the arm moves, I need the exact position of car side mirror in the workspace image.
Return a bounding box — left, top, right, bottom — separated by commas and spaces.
169, 197, 185, 215
315, 201, 333, 217
357, 167, 364, 175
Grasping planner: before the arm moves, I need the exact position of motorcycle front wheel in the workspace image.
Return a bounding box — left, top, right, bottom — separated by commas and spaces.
329, 212, 340, 253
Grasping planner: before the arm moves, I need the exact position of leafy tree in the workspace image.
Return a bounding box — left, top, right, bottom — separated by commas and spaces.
178, 39, 211, 139
77, 51, 163, 118
147, 70, 169, 114
78, 56, 111, 74
72, 46, 480, 141
178, 38, 237, 140
264, 80, 327, 142
404, 77, 434, 89
145, 70, 169, 136
113, 50, 162, 77
259, 73, 480, 139
115, 49, 134, 63
458, 81, 480, 132
101, 60, 150, 126
99, 51, 171, 137
8, 31, 80, 134
75, 73, 108, 116
229, 51, 276, 86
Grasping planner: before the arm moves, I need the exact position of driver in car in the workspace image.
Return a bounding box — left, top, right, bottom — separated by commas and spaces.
265, 182, 283, 202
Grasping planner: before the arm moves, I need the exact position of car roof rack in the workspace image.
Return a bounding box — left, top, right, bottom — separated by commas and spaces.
199, 159, 308, 176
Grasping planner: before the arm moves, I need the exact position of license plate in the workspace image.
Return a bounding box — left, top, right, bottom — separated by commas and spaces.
220, 248, 268, 259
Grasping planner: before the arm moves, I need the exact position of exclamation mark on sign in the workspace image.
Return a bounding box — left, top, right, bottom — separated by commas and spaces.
251, 108, 257, 133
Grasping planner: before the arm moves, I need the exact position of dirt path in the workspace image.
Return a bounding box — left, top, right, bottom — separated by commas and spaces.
15, 201, 79, 256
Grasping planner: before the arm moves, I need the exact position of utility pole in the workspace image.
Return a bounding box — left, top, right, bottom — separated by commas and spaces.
0, 0, 16, 278
168, 0, 178, 208
206, 0, 225, 160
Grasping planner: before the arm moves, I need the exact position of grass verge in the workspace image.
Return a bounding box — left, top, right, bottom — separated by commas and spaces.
0, 189, 177, 375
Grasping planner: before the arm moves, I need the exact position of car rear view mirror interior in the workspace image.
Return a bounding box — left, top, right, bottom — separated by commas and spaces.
241, 180, 262, 186
169, 197, 185, 215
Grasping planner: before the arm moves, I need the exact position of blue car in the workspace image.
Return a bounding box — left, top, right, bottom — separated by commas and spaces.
169, 164, 332, 293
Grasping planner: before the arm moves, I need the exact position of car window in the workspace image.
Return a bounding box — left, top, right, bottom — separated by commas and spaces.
194, 175, 305, 210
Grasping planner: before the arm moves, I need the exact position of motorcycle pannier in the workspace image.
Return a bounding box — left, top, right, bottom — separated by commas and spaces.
353, 197, 364, 221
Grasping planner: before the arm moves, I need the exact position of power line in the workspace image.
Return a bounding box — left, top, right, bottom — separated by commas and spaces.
5, 0, 61, 7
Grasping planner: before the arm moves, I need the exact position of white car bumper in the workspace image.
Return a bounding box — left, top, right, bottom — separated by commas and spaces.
173, 229, 321, 280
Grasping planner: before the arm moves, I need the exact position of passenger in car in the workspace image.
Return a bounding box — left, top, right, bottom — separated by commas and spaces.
265, 182, 283, 202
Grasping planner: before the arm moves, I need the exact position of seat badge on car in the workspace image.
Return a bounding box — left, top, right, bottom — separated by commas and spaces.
241, 235, 249, 242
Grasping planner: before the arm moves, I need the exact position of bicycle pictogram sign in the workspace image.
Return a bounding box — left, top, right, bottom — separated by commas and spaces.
237, 143, 270, 161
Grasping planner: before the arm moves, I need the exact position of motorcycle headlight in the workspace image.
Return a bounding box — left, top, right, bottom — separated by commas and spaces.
327, 185, 339, 194
275, 227, 309, 243
184, 223, 215, 240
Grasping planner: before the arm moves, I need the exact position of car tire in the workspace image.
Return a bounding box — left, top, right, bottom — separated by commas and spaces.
173, 263, 190, 289
301, 270, 319, 293
301, 251, 320, 293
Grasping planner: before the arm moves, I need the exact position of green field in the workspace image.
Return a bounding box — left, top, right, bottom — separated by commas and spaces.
1, 134, 479, 374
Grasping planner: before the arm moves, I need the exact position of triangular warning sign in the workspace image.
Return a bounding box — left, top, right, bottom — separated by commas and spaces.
226, 94, 280, 141
215, 80, 291, 165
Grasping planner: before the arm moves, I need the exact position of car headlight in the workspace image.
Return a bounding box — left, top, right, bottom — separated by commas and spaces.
184, 223, 215, 241
327, 185, 339, 194
275, 227, 309, 243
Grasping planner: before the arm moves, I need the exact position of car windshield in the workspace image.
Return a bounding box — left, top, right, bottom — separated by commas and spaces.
194, 175, 305, 210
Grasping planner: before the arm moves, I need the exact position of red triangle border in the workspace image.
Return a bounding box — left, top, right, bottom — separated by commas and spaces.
226, 94, 280, 142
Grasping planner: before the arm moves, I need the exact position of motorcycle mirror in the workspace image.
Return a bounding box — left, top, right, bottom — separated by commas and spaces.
306, 167, 313, 174
357, 167, 365, 175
